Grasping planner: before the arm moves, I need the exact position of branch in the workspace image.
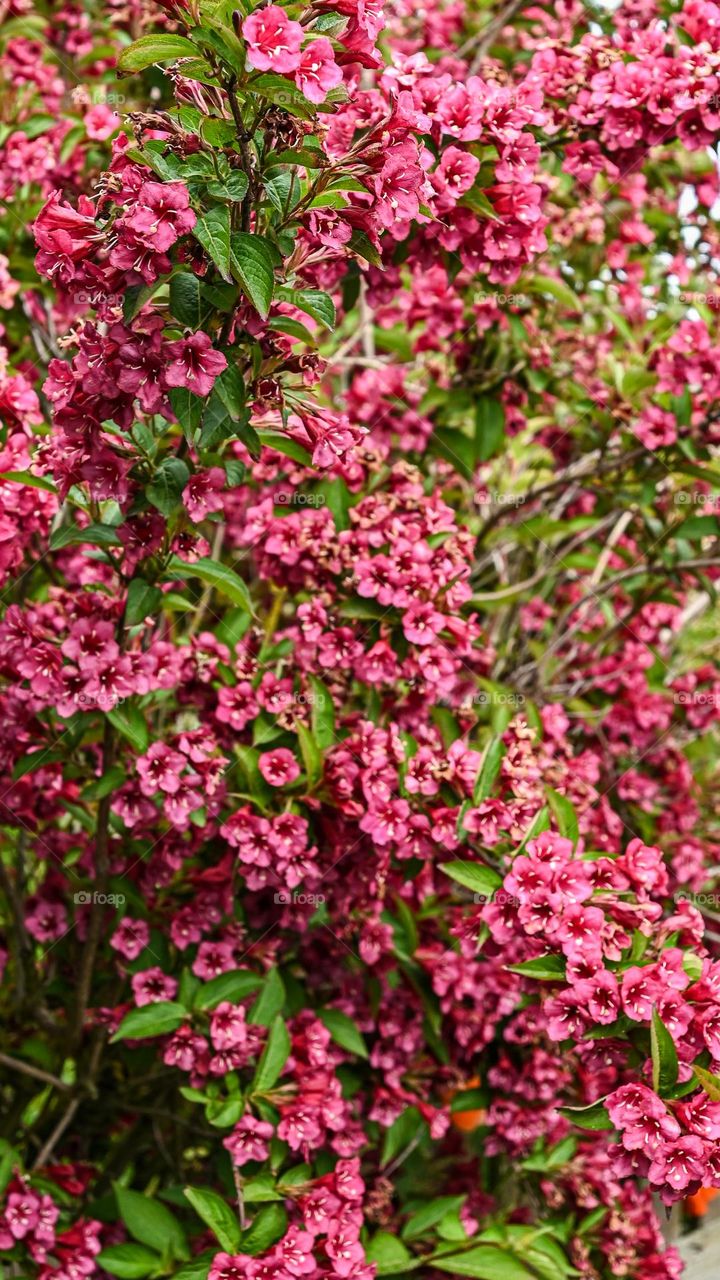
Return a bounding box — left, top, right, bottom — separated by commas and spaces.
0, 1052, 70, 1092
71, 718, 115, 1046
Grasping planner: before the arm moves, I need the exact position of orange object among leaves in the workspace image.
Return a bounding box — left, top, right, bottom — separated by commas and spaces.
686, 1187, 720, 1218
444, 1075, 487, 1133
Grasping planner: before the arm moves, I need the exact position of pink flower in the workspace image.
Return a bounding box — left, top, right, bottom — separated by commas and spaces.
131, 967, 178, 1007
258, 748, 300, 787
210, 1002, 247, 1051
110, 918, 150, 961
184, 467, 226, 522
242, 6, 303, 73
648, 1136, 707, 1192
294, 39, 343, 105
84, 104, 120, 140
137, 742, 186, 797
25, 900, 67, 942
223, 1114, 274, 1167
123, 181, 195, 252
165, 333, 228, 398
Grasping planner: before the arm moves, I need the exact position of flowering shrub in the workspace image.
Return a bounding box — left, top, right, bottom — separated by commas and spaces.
4, 0, 720, 1277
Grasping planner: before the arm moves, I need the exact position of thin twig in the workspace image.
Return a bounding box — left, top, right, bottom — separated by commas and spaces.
0, 1052, 70, 1092
32, 1097, 80, 1169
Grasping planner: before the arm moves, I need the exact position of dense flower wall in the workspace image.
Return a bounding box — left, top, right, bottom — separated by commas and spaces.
3, 1, 720, 1278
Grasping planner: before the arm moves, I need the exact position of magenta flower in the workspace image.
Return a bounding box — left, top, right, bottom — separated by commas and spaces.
164, 333, 228, 398
123, 181, 195, 252
130, 967, 178, 1007
223, 1114, 274, 1167
242, 6, 303, 72
258, 747, 300, 787
294, 38, 342, 104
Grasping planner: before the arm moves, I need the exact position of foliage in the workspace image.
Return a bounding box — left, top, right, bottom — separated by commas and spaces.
2, 1, 720, 1279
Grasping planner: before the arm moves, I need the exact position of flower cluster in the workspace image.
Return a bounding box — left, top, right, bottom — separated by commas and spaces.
3, 2, 720, 1280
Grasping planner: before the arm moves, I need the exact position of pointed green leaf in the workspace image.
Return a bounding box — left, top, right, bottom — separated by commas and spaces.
251, 1014, 291, 1092
194, 206, 232, 281
230, 233, 275, 318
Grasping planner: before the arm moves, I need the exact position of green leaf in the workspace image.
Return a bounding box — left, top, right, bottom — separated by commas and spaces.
651, 1007, 679, 1095
692, 1064, 720, 1101
12, 749, 67, 781
249, 968, 286, 1027
242, 1174, 284, 1202
275, 287, 335, 330
114, 1185, 189, 1260
173, 1252, 215, 1280
170, 387, 204, 440
50, 522, 123, 551
318, 1008, 368, 1058
251, 73, 315, 119
365, 1233, 414, 1275
118, 33, 198, 72
432, 1246, 535, 1279
214, 363, 247, 420
170, 272, 207, 328
208, 171, 249, 202
96, 1244, 162, 1279
308, 677, 336, 750
475, 398, 505, 463
296, 722, 321, 784
432, 426, 476, 481
146, 457, 190, 516
194, 206, 232, 281
348, 230, 382, 266
240, 1203, 288, 1256
106, 703, 149, 754
230, 233, 275, 319
257, 430, 312, 464
473, 737, 505, 802
0, 1141, 18, 1197
251, 1014, 291, 1092
194, 969, 263, 1011
82, 765, 126, 801
677, 514, 720, 540
402, 1196, 466, 1242
440, 861, 503, 899
547, 789, 579, 847
460, 185, 501, 221
507, 955, 566, 981
559, 1100, 613, 1131
526, 274, 582, 312
0, 469, 57, 493
125, 579, 163, 627
165, 555, 253, 612
110, 1002, 187, 1042
183, 1187, 241, 1254
381, 1106, 425, 1167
